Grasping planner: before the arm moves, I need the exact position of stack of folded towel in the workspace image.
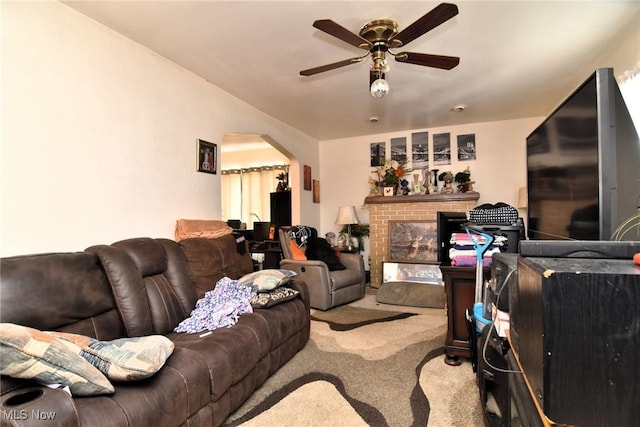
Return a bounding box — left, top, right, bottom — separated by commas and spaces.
448, 232, 507, 267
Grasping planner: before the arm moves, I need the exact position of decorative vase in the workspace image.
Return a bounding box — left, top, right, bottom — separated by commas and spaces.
430, 169, 439, 193
412, 173, 422, 195
422, 168, 430, 194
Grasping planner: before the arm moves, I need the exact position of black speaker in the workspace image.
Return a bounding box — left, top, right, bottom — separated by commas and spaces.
511, 256, 640, 426
270, 191, 291, 235
253, 222, 271, 242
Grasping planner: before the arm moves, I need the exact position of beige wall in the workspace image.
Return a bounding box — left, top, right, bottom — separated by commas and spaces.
318, 117, 542, 266
1, 2, 318, 256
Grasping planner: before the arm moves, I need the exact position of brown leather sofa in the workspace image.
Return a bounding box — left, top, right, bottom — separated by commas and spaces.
0, 235, 310, 427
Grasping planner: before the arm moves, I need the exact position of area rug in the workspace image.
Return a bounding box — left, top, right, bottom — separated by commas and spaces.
222, 291, 483, 426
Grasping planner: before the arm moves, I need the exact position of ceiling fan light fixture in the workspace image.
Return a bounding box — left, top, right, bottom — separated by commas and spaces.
301, 3, 460, 97
370, 78, 389, 98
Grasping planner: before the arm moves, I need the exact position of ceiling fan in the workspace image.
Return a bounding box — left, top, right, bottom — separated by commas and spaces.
300, 3, 460, 97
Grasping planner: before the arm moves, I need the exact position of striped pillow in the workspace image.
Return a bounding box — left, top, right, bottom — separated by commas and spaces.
0, 323, 114, 396
48, 332, 175, 382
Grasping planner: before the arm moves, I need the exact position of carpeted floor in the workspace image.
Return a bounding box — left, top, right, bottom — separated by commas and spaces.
223, 287, 483, 426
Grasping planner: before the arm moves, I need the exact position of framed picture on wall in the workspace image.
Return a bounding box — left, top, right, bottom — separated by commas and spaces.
313, 179, 320, 203
197, 139, 217, 174
370, 142, 385, 166
388, 220, 438, 263
433, 133, 451, 165
457, 134, 477, 161
412, 132, 429, 169
390, 136, 407, 163
304, 165, 312, 190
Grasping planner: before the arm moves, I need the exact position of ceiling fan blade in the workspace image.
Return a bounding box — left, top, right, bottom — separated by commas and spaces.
313, 19, 372, 49
394, 52, 460, 70
392, 3, 459, 47
300, 57, 365, 76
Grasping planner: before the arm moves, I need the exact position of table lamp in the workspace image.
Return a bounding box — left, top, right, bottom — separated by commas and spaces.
335, 206, 360, 251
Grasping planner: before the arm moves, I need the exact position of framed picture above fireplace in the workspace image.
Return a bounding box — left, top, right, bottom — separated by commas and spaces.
388, 220, 438, 263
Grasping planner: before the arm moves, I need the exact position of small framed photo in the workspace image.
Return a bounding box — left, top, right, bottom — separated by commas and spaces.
388, 220, 438, 263
268, 224, 276, 240
197, 139, 217, 174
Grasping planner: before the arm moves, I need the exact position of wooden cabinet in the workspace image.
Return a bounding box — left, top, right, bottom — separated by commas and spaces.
441, 265, 490, 366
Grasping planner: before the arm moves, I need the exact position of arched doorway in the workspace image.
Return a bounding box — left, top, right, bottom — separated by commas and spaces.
220, 133, 295, 231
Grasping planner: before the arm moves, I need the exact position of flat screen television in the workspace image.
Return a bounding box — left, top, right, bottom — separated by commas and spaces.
526, 68, 640, 241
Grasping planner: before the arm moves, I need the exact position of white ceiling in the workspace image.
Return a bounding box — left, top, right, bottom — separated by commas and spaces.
64, 1, 639, 141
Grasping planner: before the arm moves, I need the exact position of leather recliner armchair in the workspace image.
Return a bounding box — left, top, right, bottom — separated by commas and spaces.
279, 226, 366, 310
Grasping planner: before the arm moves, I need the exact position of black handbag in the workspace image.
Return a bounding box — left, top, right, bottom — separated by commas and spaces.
469, 202, 518, 225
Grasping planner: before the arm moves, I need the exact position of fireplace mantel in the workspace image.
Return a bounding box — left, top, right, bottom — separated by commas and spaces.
364, 192, 480, 288
364, 192, 480, 205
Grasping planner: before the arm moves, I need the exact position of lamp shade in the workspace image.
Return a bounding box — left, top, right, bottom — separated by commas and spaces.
518, 187, 528, 209
335, 206, 360, 225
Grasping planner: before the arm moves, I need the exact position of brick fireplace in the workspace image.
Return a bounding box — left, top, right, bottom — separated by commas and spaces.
364, 192, 480, 288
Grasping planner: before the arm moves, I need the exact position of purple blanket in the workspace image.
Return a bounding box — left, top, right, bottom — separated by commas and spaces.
174, 277, 256, 333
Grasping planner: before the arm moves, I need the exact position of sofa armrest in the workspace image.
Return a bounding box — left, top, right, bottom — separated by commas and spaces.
338, 253, 364, 274
286, 279, 311, 312
0, 380, 81, 426
280, 259, 333, 309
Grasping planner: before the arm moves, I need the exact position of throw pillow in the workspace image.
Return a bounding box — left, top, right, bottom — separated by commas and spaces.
238, 269, 297, 291
0, 323, 114, 396
305, 237, 346, 271
288, 240, 307, 260
250, 287, 300, 308
49, 332, 175, 382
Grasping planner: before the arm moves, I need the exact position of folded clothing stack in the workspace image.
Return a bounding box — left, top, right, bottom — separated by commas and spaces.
448, 232, 506, 267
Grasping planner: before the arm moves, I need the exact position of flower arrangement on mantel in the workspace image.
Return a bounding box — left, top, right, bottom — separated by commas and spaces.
370, 159, 412, 196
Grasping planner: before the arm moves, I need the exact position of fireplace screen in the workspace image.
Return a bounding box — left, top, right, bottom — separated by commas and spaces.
388, 220, 438, 263
382, 262, 442, 284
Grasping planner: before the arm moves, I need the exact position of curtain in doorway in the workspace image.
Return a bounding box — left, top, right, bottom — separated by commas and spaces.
221, 165, 288, 229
